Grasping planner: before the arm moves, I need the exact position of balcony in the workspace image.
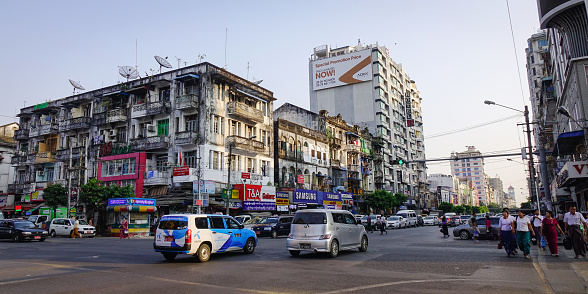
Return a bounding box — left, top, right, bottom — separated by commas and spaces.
330, 158, 341, 167
384, 174, 392, 181
146, 101, 170, 116
131, 135, 170, 151
346, 145, 360, 154
176, 94, 199, 110
373, 154, 384, 162
278, 149, 303, 162
56, 147, 83, 161
347, 164, 360, 173
175, 131, 201, 145
130, 103, 147, 118
379, 120, 390, 129
7, 183, 24, 194
26, 153, 36, 164
11, 155, 26, 165
227, 101, 264, 123
144, 171, 171, 186
226, 135, 266, 153
329, 137, 342, 149
29, 123, 58, 137
59, 116, 91, 132
92, 112, 107, 125
14, 129, 29, 140
35, 151, 56, 163
107, 109, 127, 123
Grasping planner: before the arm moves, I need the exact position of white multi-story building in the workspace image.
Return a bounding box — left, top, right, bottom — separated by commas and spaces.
488, 176, 506, 207
507, 185, 516, 208
309, 42, 427, 205
450, 146, 487, 206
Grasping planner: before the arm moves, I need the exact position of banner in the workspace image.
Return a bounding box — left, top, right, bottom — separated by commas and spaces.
193, 180, 215, 194
311, 49, 373, 91
293, 189, 318, 204
243, 201, 276, 211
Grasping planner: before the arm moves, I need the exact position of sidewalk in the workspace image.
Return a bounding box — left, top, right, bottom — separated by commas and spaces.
534, 244, 588, 293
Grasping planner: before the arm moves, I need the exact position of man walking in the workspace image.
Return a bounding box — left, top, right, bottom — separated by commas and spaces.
532, 209, 545, 250
469, 212, 479, 242
366, 215, 373, 233
564, 206, 588, 259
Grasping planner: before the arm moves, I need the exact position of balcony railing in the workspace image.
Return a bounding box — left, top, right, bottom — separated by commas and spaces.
176, 94, 199, 110
107, 109, 127, 123
59, 116, 91, 132
131, 135, 170, 151
11, 155, 26, 165
347, 164, 360, 173
26, 153, 36, 164
14, 129, 29, 140
384, 174, 392, 181
56, 147, 83, 161
131, 103, 147, 118
226, 135, 266, 153
346, 145, 360, 153
330, 158, 341, 167
144, 171, 171, 186
227, 101, 264, 123
329, 137, 342, 148
278, 149, 303, 162
35, 151, 56, 163
147, 101, 170, 116
93, 112, 107, 125
175, 131, 201, 145
7, 183, 24, 194
29, 124, 59, 137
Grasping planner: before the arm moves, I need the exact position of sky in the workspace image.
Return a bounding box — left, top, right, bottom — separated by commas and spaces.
0, 1, 542, 205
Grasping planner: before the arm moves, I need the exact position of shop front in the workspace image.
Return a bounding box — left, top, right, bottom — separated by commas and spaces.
293, 189, 319, 211
319, 192, 342, 210
235, 184, 277, 212
97, 152, 146, 197
106, 198, 156, 237
556, 160, 588, 211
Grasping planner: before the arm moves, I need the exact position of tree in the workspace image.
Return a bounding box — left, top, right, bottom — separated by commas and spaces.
453, 205, 465, 214
479, 205, 489, 213
520, 201, 532, 209
462, 205, 472, 214
43, 184, 67, 216
488, 203, 501, 209
438, 202, 454, 213
471, 206, 481, 214
364, 190, 393, 213
391, 193, 408, 210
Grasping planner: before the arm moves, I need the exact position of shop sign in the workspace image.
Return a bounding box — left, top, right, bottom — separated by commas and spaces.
260, 186, 276, 202
222, 189, 239, 199
194, 193, 209, 207
31, 190, 44, 201
340, 193, 353, 199
293, 189, 318, 204
0, 195, 14, 209
173, 166, 190, 176
277, 205, 289, 212
193, 180, 215, 194
297, 175, 305, 184
276, 191, 289, 206
100, 142, 133, 157
107, 198, 156, 206
243, 201, 276, 211
241, 172, 250, 179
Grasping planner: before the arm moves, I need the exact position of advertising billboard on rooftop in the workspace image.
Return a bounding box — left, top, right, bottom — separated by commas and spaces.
311, 49, 372, 91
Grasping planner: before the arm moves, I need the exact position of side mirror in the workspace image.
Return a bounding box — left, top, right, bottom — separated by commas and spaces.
239, 224, 244, 229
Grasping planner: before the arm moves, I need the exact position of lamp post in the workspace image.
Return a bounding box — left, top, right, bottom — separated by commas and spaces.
484, 100, 539, 213
225, 135, 256, 215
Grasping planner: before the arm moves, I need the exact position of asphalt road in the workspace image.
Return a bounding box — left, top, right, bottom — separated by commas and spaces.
0, 224, 586, 293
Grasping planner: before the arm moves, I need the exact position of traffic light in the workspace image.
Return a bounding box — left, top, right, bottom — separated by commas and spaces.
391, 159, 405, 165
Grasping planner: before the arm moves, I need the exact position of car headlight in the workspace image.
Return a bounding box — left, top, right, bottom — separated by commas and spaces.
22, 232, 32, 235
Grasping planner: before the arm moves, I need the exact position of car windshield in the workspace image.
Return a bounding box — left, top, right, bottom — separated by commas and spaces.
387, 216, 399, 221
259, 217, 278, 224
397, 213, 407, 218
158, 219, 188, 230
425, 216, 435, 219
78, 220, 89, 225
244, 218, 262, 225
235, 216, 246, 223
14, 221, 36, 229
461, 216, 470, 219
293, 212, 327, 224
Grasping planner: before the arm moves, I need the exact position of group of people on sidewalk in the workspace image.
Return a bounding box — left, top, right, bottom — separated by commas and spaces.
497, 206, 588, 259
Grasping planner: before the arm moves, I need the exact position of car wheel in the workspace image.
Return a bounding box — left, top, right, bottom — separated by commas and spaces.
270, 230, 278, 239
162, 252, 177, 261
197, 243, 211, 262
289, 250, 301, 257
459, 230, 470, 240
50, 230, 56, 237
243, 238, 255, 254
329, 240, 339, 258
12, 234, 20, 242
39, 238, 46, 242
359, 236, 368, 252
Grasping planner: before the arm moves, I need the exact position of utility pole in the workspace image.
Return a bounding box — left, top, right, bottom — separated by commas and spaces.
524, 106, 539, 213
225, 142, 233, 216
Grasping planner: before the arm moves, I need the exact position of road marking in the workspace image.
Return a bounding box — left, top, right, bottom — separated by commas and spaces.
532, 256, 555, 294
318, 278, 472, 293
0, 277, 47, 286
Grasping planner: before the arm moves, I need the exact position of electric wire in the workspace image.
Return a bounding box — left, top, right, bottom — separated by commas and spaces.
505, 0, 528, 107
425, 114, 522, 139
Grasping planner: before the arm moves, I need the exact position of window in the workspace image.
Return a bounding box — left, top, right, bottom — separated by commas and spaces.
185, 115, 197, 131
532, 68, 536, 76
157, 119, 169, 136
530, 55, 535, 64
156, 156, 167, 172
117, 127, 127, 142
247, 158, 255, 173
209, 217, 225, 229
261, 160, 269, 176
211, 151, 222, 170
225, 218, 240, 229
184, 151, 197, 168
344, 214, 357, 225
332, 213, 346, 224
195, 218, 209, 229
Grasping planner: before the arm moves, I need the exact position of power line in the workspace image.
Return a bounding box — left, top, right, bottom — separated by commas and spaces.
505, 0, 528, 107
425, 114, 522, 139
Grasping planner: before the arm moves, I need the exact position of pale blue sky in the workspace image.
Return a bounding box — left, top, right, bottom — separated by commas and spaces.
0, 1, 542, 204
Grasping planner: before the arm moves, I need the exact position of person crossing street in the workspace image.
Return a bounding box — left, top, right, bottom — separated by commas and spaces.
563, 206, 588, 259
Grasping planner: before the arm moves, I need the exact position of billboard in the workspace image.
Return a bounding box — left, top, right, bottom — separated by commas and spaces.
311, 49, 372, 91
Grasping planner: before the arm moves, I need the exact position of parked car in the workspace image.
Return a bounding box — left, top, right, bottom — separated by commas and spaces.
153, 214, 257, 262
360, 214, 382, 231
453, 217, 500, 240
386, 216, 406, 229
251, 215, 294, 238
396, 210, 417, 227
287, 209, 368, 258
0, 219, 48, 242
450, 216, 461, 227
49, 218, 96, 238
423, 216, 439, 226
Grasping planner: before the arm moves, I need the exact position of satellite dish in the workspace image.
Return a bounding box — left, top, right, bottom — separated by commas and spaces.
154, 55, 172, 74
119, 66, 139, 81
253, 80, 263, 85
69, 79, 85, 94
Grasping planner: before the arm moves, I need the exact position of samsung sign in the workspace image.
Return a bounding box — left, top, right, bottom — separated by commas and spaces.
311, 49, 373, 91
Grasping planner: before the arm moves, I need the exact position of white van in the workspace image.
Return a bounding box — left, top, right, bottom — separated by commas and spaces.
396, 210, 418, 227
153, 214, 258, 262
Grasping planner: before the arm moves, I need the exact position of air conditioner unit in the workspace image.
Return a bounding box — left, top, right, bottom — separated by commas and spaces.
109, 130, 117, 137
147, 125, 156, 132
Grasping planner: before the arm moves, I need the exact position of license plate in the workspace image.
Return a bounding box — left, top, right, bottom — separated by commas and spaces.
164, 236, 173, 242
34, 236, 41, 240
255, 231, 260, 235
85, 231, 92, 234
299, 243, 311, 249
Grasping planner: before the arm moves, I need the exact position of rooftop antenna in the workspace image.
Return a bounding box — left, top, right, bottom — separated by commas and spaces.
118, 66, 139, 82
69, 79, 85, 94
247, 62, 250, 80
174, 56, 181, 69
224, 28, 228, 69
154, 55, 172, 73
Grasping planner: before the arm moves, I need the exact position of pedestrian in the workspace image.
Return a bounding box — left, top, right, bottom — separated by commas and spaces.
541, 210, 564, 257
380, 215, 387, 235
121, 216, 129, 239
366, 215, 373, 233
441, 216, 449, 237
499, 208, 516, 257
469, 212, 479, 242
531, 209, 544, 250
88, 217, 93, 227
71, 217, 81, 239
563, 206, 588, 259
485, 215, 493, 241
515, 210, 535, 259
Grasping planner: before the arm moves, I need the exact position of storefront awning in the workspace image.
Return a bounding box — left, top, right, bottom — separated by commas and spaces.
551, 130, 585, 156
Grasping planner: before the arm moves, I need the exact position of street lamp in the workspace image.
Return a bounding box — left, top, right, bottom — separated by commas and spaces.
484, 100, 540, 213
557, 106, 584, 130
225, 135, 256, 215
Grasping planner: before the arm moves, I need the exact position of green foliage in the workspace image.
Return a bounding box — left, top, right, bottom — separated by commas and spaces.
462, 205, 473, 214
471, 206, 481, 214
453, 205, 465, 214
79, 178, 134, 210
487, 203, 501, 209
520, 201, 532, 209
43, 184, 67, 210
479, 205, 489, 213
438, 202, 454, 213
365, 190, 393, 212
392, 193, 408, 208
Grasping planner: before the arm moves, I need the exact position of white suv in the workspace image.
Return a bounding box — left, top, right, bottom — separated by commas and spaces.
49, 218, 96, 238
